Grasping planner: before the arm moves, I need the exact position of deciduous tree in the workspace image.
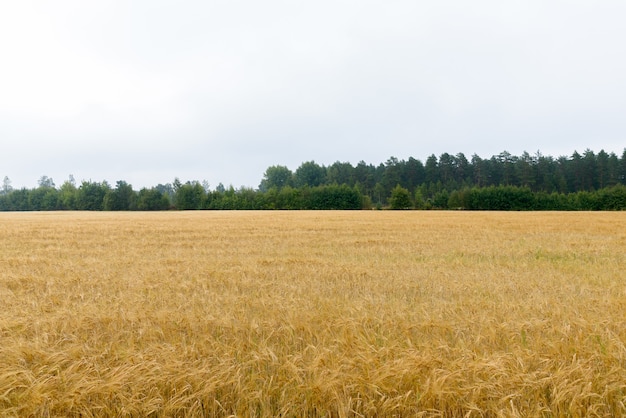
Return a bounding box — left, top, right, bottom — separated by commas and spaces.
388, 185, 412, 209
259, 165, 293, 191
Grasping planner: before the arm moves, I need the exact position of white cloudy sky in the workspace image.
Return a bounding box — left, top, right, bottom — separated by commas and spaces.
1, 1, 625, 189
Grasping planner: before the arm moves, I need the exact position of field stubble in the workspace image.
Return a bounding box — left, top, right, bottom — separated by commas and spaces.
1, 211, 625, 417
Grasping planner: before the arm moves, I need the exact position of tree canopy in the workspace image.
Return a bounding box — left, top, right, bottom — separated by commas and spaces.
2, 148, 626, 211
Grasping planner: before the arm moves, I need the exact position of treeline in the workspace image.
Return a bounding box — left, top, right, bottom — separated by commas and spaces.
258, 148, 626, 210
1, 148, 626, 211
0, 178, 363, 211
259, 148, 626, 199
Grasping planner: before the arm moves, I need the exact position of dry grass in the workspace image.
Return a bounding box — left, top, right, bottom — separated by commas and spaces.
1, 211, 625, 417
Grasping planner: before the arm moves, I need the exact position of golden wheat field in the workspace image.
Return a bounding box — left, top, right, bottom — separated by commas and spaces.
1, 211, 625, 417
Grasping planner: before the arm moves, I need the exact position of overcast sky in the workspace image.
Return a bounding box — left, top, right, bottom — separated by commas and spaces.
1, 1, 625, 190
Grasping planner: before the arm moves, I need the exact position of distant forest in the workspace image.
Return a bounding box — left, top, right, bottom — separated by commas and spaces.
2, 149, 626, 211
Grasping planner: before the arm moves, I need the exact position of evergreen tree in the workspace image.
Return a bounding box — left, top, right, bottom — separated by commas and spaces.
582, 149, 598, 190
454, 153, 471, 186
619, 149, 626, 185
471, 154, 487, 187
403, 157, 425, 192
381, 157, 402, 196
424, 154, 438, 185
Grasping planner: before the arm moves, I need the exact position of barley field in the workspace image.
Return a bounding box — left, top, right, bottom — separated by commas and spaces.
1, 211, 625, 417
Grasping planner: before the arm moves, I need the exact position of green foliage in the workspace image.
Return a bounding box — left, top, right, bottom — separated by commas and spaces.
597, 184, 626, 210
58, 179, 78, 210
136, 188, 170, 210
360, 194, 372, 210
76, 181, 110, 211
327, 161, 355, 185
388, 185, 412, 210
104, 181, 136, 211
0, 188, 29, 211
432, 189, 450, 209
174, 181, 206, 210
259, 165, 293, 191
464, 186, 536, 210
307, 184, 362, 210
2, 147, 626, 211
277, 186, 303, 210
294, 161, 326, 187
414, 189, 426, 209
29, 186, 59, 211
447, 189, 465, 209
